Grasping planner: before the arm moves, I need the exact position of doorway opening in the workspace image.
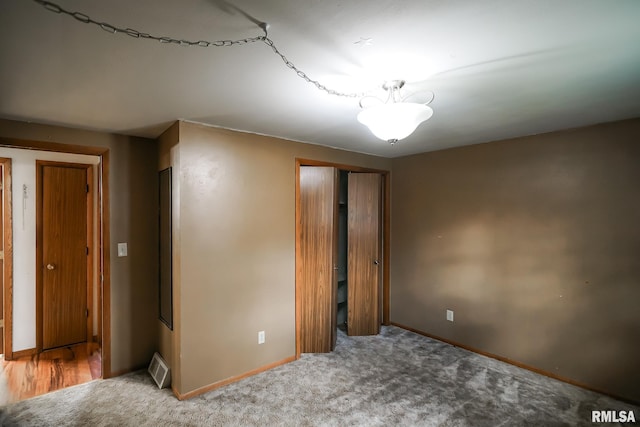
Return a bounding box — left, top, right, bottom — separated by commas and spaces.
0, 137, 111, 404
295, 159, 390, 358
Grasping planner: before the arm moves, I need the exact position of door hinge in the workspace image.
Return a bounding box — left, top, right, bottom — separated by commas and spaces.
0, 250, 3, 260
86, 184, 90, 193
86, 246, 89, 255
86, 308, 89, 318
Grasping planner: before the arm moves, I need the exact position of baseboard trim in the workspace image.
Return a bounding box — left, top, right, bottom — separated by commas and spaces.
390, 322, 640, 406
11, 348, 37, 359
174, 355, 297, 401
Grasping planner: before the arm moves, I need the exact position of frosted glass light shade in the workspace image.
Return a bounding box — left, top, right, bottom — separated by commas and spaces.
357, 102, 433, 142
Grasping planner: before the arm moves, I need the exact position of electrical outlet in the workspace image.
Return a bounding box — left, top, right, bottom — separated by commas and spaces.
258, 331, 265, 344
446, 310, 454, 322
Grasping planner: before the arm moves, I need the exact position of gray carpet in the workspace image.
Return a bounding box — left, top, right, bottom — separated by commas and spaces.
0, 326, 638, 426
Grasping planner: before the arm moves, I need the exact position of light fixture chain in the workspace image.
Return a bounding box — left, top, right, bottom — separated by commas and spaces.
32, 0, 266, 47
262, 38, 364, 98
32, 0, 367, 98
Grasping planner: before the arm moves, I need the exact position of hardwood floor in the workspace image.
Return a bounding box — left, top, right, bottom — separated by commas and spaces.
0, 343, 101, 405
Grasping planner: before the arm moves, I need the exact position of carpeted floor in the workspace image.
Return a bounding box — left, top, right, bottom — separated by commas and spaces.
0, 326, 637, 426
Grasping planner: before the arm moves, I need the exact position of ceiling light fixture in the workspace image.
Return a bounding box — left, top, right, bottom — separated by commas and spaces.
357, 80, 434, 145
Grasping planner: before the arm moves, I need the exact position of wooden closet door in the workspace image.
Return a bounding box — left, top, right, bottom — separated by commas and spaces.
299, 166, 338, 352
347, 173, 382, 336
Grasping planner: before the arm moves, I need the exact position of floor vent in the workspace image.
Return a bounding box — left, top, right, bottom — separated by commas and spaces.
148, 352, 171, 389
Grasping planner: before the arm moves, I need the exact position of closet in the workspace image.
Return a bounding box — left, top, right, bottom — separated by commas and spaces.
299, 166, 383, 353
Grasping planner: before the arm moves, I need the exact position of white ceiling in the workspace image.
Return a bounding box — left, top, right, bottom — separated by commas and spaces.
1, 0, 640, 157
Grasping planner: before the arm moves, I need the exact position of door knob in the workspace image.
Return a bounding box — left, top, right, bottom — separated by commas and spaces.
373, 260, 379, 265
46, 263, 56, 270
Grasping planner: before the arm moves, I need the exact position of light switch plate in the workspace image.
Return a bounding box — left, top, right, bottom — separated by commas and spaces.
446, 309, 454, 322
117, 243, 128, 257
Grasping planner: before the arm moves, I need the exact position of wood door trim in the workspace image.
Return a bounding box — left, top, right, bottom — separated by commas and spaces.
294, 163, 301, 358
296, 158, 389, 174
0, 137, 106, 156
0, 139, 111, 378
36, 161, 92, 352
0, 158, 13, 359
294, 158, 391, 358
101, 151, 111, 377
382, 172, 390, 325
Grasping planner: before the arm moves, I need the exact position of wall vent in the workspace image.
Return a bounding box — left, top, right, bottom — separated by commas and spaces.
148, 352, 171, 389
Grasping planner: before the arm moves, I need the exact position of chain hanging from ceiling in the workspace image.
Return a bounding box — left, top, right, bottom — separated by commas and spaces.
32, 0, 367, 98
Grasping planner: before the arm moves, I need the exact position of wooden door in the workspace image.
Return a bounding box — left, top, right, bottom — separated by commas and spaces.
37, 163, 89, 351
299, 166, 338, 352
347, 173, 382, 336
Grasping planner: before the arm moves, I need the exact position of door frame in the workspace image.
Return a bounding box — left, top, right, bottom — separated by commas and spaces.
0, 137, 112, 379
0, 157, 12, 357
35, 161, 94, 352
294, 158, 390, 358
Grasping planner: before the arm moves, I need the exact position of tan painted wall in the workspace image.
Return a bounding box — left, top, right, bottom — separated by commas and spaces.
390, 118, 640, 402
0, 118, 159, 375
175, 121, 391, 395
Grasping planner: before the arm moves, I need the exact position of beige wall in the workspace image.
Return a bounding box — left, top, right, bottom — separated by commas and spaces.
173, 121, 391, 395
0, 118, 159, 375
390, 118, 640, 402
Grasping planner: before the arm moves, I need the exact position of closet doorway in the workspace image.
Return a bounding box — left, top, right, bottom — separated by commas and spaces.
295, 159, 390, 356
